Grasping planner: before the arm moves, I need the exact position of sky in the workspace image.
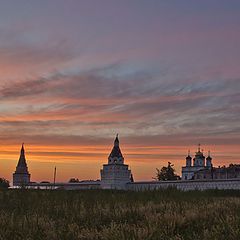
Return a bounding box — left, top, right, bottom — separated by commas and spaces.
0, 0, 240, 183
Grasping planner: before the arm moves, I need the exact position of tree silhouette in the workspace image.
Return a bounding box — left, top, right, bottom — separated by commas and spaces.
155, 162, 180, 181
0, 178, 10, 189
69, 178, 79, 183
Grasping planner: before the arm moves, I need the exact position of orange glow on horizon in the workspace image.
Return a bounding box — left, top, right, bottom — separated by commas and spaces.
1, 143, 239, 184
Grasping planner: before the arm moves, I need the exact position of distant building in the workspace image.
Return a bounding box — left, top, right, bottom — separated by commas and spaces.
100, 135, 132, 189
194, 164, 240, 180
182, 144, 212, 180
13, 144, 31, 186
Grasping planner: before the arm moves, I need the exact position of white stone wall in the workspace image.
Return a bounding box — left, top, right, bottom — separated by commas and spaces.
24, 179, 240, 191
127, 179, 240, 191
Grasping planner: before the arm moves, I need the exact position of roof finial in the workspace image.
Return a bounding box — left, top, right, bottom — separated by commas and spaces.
21, 143, 25, 152
188, 149, 190, 156
208, 150, 210, 157
198, 143, 201, 152
114, 134, 119, 146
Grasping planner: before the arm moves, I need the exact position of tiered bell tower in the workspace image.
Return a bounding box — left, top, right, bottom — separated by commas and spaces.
100, 135, 132, 189
13, 144, 31, 186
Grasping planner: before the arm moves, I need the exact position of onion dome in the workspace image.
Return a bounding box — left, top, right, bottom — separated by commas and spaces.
206, 151, 212, 161
186, 150, 192, 160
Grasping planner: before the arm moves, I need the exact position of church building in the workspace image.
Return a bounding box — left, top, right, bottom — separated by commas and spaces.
13, 144, 31, 186
182, 144, 212, 180
100, 135, 132, 189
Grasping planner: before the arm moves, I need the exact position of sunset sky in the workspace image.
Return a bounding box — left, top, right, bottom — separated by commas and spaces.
0, 1, 240, 183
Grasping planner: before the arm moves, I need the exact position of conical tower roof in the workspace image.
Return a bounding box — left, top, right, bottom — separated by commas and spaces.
109, 134, 123, 159
17, 144, 27, 167
15, 144, 29, 174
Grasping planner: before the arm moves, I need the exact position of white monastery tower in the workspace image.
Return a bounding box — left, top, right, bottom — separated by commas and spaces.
13, 144, 31, 186
100, 135, 132, 189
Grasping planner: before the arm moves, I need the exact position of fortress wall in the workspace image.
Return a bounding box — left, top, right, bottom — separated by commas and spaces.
25, 179, 240, 191
127, 179, 240, 191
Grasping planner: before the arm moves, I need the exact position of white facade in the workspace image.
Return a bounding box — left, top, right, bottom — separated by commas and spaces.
100, 135, 131, 189
182, 166, 205, 180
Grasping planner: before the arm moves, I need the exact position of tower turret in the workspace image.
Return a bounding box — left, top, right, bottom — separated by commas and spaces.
186, 150, 192, 167
101, 134, 132, 189
13, 144, 31, 186
206, 151, 212, 168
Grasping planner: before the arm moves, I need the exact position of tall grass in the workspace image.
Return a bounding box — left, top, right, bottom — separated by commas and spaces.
0, 189, 240, 240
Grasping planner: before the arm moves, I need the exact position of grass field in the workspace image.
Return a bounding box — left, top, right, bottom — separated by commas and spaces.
0, 189, 240, 240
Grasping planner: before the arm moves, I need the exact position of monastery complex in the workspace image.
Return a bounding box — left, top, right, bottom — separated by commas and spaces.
11, 136, 240, 191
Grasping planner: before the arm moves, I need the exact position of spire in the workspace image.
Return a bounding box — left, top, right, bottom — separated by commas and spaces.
114, 134, 119, 147
196, 143, 204, 156
108, 134, 124, 164
198, 143, 201, 152
207, 150, 212, 160
186, 150, 191, 159
21, 143, 24, 154
16, 143, 28, 170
